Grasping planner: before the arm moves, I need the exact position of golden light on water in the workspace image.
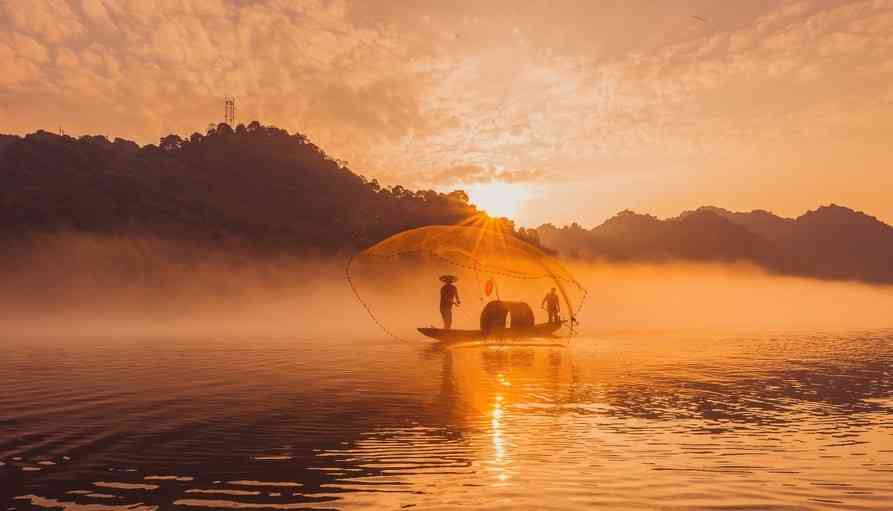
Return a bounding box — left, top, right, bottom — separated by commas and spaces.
491, 393, 508, 485
8, 333, 893, 509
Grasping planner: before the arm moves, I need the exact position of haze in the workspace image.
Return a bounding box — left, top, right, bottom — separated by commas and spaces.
3, 235, 891, 339
3, 0, 893, 226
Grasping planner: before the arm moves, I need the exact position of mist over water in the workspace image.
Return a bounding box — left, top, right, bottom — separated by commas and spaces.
2, 235, 892, 337
571, 261, 893, 332
2, 235, 893, 509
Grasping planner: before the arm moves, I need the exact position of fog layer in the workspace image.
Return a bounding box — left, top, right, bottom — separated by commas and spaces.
2, 235, 891, 339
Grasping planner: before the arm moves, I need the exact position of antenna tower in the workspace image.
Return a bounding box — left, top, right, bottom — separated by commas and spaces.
224, 95, 236, 126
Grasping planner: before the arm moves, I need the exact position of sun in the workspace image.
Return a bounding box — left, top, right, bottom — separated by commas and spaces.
467, 182, 530, 219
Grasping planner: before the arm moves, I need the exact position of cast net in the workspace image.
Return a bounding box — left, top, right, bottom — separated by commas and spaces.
347, 223, 587, 340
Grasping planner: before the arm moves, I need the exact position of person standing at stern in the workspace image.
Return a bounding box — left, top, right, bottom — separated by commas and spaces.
439, 275, 461, 329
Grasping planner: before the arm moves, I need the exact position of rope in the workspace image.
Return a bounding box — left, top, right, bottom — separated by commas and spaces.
345, 253, 406, 342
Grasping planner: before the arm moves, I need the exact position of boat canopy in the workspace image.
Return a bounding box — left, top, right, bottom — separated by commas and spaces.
480, 300, 535, 333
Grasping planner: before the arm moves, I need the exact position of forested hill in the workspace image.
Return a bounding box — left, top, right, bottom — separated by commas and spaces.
3, 123, 891, 286
0, 123, 528, 252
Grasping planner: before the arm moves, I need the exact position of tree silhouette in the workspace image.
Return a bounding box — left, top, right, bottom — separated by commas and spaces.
0, 122, 520, 253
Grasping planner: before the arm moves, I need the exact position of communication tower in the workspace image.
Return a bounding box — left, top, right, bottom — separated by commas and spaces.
224, 95, 236, 126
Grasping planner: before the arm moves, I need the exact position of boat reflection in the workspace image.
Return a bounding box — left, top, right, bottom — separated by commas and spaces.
437, 344, 574, 486
440, 344, 574, 416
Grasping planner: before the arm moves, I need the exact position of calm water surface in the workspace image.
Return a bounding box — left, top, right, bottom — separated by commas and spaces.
1, 331, 892, 510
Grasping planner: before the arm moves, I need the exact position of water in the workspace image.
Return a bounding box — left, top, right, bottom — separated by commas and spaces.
2, 331, 892, 510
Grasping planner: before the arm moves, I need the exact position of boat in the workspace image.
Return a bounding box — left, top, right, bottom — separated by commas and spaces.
418, 299, 565, 344
418, 321, 562, 342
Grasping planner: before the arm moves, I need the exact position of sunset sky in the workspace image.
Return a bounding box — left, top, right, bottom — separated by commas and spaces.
3, 0, 893, 227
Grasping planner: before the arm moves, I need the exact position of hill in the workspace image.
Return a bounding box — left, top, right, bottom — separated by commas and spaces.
2, 124, 890, 285
0, 123, 529, 253
538, 205, 893, 284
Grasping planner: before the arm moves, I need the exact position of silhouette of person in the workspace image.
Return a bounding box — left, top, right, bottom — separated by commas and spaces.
542, 287, 560, 324
439, 275, 461, 329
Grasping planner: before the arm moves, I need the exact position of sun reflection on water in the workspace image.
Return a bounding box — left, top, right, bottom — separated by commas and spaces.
491, 393, 508, 485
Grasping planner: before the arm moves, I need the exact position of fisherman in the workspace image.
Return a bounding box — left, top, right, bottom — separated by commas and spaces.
439, 275, 461, 329
542, 287, 560, 324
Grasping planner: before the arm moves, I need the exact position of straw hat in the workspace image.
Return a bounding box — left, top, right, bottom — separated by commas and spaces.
439, 274, 458, 283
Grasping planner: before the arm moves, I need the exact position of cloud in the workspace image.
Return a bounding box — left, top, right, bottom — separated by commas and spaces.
428, 164, 492, 186
0, 0, 425, 150
416, 164, 549, 188
79, 0, 119, 32
2, 0, 85, 43
497, 168, 548, 183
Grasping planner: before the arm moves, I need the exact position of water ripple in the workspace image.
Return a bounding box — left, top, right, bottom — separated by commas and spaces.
2, 332, 892, 509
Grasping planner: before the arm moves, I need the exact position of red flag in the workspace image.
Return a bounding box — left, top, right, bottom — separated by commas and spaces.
484, 278, 494, 297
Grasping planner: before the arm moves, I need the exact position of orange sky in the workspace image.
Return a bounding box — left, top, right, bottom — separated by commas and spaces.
2, 0, 893, 227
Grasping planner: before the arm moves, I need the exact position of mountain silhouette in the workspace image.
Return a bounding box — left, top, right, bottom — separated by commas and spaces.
538, 205, 893, 284
785, 205, 893, 282
677, 206, 796, 242
2, 124, 890, 285
0, 123, 531, 252
541, 209, 785, 267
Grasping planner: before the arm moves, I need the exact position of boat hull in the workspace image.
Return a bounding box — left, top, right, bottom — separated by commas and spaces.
417, 322, 562, 343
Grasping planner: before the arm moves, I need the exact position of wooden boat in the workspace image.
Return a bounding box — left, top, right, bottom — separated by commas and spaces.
418, 321, 562, 343
419, 299, 569, 347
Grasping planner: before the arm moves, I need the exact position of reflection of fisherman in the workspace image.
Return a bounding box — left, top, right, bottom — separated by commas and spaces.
439, 275, 461, 329
542, 287, 560, 324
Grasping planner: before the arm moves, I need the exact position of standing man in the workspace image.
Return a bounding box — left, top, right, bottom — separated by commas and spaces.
439, 275, 461, 329
542, 287, 561, 324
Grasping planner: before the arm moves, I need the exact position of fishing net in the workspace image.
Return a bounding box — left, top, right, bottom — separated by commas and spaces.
347, 223, 587, 340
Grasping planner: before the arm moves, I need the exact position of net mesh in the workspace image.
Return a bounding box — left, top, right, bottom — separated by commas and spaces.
347, 223, 587, 340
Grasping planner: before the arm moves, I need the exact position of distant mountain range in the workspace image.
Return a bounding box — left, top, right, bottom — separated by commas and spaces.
537, 205, 893, 284
1, 125, 891, 285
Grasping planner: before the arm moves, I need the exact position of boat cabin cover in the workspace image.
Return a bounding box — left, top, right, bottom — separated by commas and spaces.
480, 300, 535, 333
